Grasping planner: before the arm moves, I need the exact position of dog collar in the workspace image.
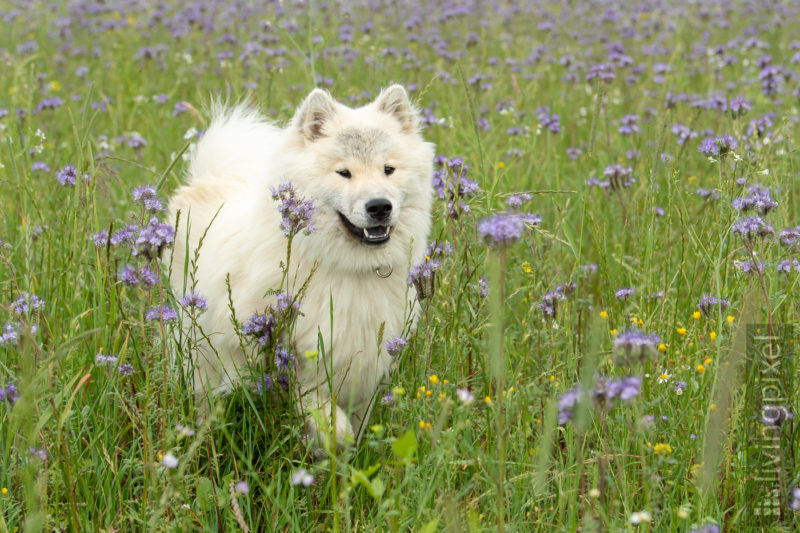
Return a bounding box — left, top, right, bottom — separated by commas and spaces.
375, 264, 393, 278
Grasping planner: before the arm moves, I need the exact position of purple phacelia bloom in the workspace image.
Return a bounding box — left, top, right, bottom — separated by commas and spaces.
133, 218, 175, 259
56, 164, 78, 187
381, 391, 394, 405
408, 241, 452, 299
272, 291, 300, 318
432, 157, 479, 218
732, 185, 778, 215
618, 114, 640, 135
173, 102, 188, 116
145, 305, 178, 323
671, 123, 698, 146
535, 106, 561, 134
761, 405, 792, 426
272, 181, 316, 237
132, 184, 164, 212
538, 282, 576, 319
255, 374, 274, 395
696, 188, 720, 201
735, 259, 763, 274
127, 134, 147, 150
506, 193, 532, 208
118, 364, 134, 376
0, 383, 20, 404
179, 291, 208, 312
613, 329, 660, 362
120, 265, 139, 286
11, 293, 44, 315
31, 162, 50, 172
777, 259, 800, 274
567, 147, 583, 160
597, 376, 641, 403
110, 224, 138, 246
0, 323, 20, 347
274, 344, 294, 371
92, 230, 109, 247
779, 226, 800, 247
477, 212, 538, 248
731, 216, 774, 242
385, 336, 407, 357
478, 277, 489, 298
674, 380, 687, 394
697, 295, 730, 316
243, 313, 275, 346
557, 385, 583, 424
699, 135, 737, 157
95, 353, 118, 367
603, 164, 635, 190
615, 287, 635, 301
729, 95, 751, 118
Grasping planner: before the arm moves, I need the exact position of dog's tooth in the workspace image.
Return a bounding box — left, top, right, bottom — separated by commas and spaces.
363, 228, 370, 238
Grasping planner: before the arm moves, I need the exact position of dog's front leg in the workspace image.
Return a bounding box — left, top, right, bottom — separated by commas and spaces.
302, 391, 354, 450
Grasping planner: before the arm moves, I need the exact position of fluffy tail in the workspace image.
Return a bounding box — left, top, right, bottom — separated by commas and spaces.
186, 102, 279, 187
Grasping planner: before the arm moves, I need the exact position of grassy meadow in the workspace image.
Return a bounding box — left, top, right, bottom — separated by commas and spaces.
1, 0, 800, 531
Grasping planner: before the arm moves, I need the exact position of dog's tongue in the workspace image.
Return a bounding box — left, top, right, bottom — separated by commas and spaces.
363, 226, 389, 239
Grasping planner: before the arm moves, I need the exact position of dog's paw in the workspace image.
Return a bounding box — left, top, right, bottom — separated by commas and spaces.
305, 402, 354, 451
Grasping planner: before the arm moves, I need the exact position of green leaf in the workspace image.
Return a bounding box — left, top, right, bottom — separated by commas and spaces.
418, 517, 440, 533
196, 477, 213, 509
392, 430, 417, 462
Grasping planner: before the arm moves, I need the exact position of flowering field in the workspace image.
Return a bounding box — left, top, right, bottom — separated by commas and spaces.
2, 0, 800, 531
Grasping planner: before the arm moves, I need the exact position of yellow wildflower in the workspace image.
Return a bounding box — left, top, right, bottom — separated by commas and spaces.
653, 443, 673, 455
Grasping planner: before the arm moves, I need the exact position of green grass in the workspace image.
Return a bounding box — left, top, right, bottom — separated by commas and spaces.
1, 1, 799, 531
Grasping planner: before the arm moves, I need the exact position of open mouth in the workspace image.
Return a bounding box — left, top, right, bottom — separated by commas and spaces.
338, 212, 393, 246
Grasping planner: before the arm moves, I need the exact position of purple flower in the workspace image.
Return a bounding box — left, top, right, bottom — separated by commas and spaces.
506, 193, 532, 208
132, 185, 164, 213
118, 364, 134, 376
133, 218, 175, 259
432, 157, 479, 218
729, 95, 751, 118
674, 380, 687, 394
735, 259, 764, 274
179, 292, 208, 312
618, 114, 640, 135
385, 336, 407, 357
255, 374, 274, 396
557, 385, 583, 424
10, 293, 44, 315
120, 265, 139, 286
456, 388, 475, 404
614, 329, 661, 363
477, 212, 536, 248
127, 133, 147, 150
535, 106, 561, 134
689, 524, 720, 533
272, 182, 316, 237
696, 188, 720, 201
56, 165, 78, 187
31, 162, 50, 172
173, 102, 188, 116
615, 287, 635, 301
93, 230, 110, 247
777, 259, 800, 274
761, 405, 792, 426
731, 216, 774, 242
110, 224, 139, 246
567, 147, 583, 160
0, 323, 20, 347
145, 305, 178, 323
603, 164, 635, 190
732, 185, 778, 215
234, 481, 250, 495
698, 135, 737, 157
697, 295, 730, 316
778, 226, 800, 247
243, 313, 276, 346
381, 391, 394, 405
408, 241, 452, 299
598, 376, 641, 403
0, 383, 20, 404
274, 344, 294, 371
95, 353, 118, 367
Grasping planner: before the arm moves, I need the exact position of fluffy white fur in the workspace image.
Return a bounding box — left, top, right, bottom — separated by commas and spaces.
167, 86, 434, 444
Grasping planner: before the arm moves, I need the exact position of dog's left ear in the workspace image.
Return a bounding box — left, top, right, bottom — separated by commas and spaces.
375, 85, 418, 134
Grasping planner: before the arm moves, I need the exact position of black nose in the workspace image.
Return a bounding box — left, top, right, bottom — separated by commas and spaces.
365, 198, 392, 221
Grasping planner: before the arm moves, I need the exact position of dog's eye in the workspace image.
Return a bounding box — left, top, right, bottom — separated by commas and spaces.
384, 166, 395, 176
336, 169, 352, 179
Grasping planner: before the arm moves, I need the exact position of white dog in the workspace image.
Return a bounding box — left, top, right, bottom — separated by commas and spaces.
168, 86, 434, 445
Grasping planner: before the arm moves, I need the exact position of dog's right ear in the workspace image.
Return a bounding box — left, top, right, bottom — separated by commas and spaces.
293, 89, 337, 142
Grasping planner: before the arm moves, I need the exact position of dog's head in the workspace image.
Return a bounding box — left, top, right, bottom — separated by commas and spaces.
284, 86, 434, 274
